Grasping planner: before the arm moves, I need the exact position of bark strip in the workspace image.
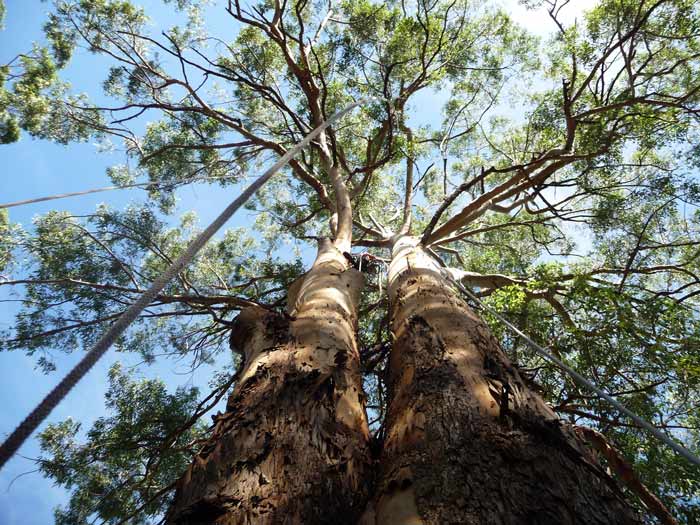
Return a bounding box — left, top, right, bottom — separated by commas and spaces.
167, 239, 371, 525
576, 426, 677, 525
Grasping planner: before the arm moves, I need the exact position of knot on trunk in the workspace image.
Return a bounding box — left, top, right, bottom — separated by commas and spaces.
229, 307, 289, 361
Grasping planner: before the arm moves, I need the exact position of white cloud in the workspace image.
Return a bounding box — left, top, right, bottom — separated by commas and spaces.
501, 0, 599, 36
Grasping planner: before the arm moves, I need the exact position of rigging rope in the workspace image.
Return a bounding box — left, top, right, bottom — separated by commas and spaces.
441, 267, 700, 467
0, 173, 239, 210
0, 97, 376, 471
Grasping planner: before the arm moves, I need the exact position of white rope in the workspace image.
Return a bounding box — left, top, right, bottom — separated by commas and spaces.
0, 173, 240, 210
442, 269, 700, 467
0, 97, 377, 471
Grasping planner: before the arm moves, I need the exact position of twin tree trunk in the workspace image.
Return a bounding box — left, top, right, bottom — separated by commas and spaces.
168, 236, 641, 524
168, 240, 372, 524
373, 237, 640, 524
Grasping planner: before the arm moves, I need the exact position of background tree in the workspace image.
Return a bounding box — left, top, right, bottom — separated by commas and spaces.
1, 0, 699, 522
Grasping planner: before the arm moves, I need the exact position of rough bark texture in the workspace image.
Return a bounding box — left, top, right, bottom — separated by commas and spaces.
374, 235, 642, 525
167, 239, 371, 525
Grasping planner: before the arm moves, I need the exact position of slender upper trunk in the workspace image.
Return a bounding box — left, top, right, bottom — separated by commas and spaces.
167, 239, 371, 524
373, 235, 641, 524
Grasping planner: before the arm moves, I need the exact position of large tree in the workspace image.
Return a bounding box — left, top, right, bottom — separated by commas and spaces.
1, 0, 700, 523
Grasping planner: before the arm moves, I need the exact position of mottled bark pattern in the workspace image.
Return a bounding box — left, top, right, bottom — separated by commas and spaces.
168, 240, 371, 525
375, 236, 641, 525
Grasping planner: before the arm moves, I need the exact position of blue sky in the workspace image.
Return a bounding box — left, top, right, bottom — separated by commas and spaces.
0, 1, 592, 523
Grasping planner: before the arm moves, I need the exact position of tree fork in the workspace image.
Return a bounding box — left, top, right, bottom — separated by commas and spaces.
167, 239, 372, 524
372, 235, 641, 524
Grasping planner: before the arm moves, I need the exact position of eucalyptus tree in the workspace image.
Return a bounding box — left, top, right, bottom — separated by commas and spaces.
1, 0, 700, 523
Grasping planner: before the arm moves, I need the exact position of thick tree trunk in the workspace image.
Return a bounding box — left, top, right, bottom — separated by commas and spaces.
167, 239, 371, 525
373, 235, 641, 524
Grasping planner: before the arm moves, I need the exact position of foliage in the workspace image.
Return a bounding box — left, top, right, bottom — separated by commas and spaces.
37, 363, 207, 525
0, 202, 303, 371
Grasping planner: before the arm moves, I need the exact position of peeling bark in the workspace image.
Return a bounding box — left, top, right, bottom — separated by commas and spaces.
374, 235, 642, 525
167, 239, 371, 525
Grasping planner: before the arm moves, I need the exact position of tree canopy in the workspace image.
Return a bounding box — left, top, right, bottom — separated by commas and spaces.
1, 0, 699, 522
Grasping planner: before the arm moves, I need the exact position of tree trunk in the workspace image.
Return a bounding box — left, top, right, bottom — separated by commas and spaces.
372, 235, 641, 525
167, 239, 371, 525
